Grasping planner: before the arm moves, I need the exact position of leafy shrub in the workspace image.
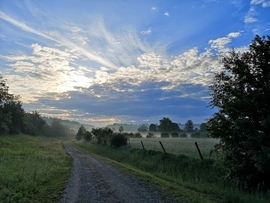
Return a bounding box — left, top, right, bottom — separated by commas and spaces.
171, 131, 179, 138
180, 133, 187, 138
161, 132, 169, 138
146, 132, 155, 138
83, 131, 92, 141
110, 133, 127, 147
190, 132, 201, 138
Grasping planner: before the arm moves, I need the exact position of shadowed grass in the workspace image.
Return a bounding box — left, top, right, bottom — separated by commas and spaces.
0, 134, 72, 203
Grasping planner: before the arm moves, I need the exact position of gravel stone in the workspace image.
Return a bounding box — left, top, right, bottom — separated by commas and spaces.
60, 143, 183, 203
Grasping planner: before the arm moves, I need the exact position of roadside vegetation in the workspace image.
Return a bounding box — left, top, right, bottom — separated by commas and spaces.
0, 134, 72, 203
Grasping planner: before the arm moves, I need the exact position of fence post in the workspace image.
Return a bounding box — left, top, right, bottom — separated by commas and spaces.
195, 142, 204, 160
159, 141, 167, 155
141, 141, 145, 150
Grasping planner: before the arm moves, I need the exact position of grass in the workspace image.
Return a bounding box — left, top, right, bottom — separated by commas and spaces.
0, 134, 72, 203
74, 139, 270, 203
129, 137, 219, 159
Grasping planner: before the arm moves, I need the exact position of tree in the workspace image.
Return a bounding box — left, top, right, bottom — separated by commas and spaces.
119, 126, 124, 133
22, 111, 46, 135
184, 120, 194, 132
158, 117, 181, 132
149, 123, 158, 132
76, 125, 86, 140
207, 35, 270, 189
137, 125, 148, 132
0, 76, 25, 134
200, 123, 207, 132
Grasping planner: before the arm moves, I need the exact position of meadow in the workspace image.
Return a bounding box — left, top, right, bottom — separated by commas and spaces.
0, 134, 72, 203
129, 137, 219, 159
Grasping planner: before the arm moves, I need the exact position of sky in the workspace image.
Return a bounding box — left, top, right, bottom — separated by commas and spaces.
0, 0, 270, 127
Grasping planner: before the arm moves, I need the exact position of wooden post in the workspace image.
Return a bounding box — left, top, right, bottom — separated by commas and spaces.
195, 142, 204, 160
159, 141, 167, 155
141, 141, 145, 150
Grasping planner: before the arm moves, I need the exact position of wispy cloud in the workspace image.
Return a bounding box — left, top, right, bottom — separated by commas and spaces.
164, 12, 170, 16
141, 28, 152, 35
244, 6, 257, 23
251, 0, 270, 7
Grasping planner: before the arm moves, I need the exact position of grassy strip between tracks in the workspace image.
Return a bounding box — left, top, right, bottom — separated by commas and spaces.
0, 134, 72, 203
74, 140, 270, 203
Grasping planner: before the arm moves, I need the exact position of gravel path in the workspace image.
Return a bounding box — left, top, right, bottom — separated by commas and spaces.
60, 143, 183, 203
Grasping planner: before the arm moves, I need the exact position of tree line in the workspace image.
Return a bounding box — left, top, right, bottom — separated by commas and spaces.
0, 76, 74, 137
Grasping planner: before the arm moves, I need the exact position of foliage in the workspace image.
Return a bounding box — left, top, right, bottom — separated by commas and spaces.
149, 123, 158, 132
109, 133, 127, 147
83, 131, 92, 141
158, 117, 181, 132
171, 131, 179, 138
190, 132, 202, 138
76, 125, 86, 140
199, 123, 207, 132
119, 126, 124, 133
0, 76, 25, 134
92, 127, 113, 144
161, 132, 169, 138
21, 111, 47, 135
184, 120, 194, 132
146, 132, 155, 138
122, 132, 142, 138
137, 125, 148, 132
208, 35, 270, 189
180, 133, 187, 138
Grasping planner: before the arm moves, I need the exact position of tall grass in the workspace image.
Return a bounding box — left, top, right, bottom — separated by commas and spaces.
0, 134, 72, 203
75, 140, 270, 203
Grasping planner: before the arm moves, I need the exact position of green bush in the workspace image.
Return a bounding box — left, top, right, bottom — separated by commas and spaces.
161, 132, 169, 138
171, 131, 179, 138
110, 133, 127, 147
190, 132, 201, 138
180, 133, 187, 138
146, 132, 155, 138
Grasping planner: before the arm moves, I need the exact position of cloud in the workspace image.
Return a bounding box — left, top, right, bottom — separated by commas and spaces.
141, 28, 152, 35
0, 11, 118, 69
208, 32, 241, 53
251, 0, 270, 7
164, 12, 170, 16
151, 7, 158, 12
244, 6, 257, 23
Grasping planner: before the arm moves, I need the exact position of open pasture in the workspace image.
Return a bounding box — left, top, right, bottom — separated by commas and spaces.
129, 137, 219, 158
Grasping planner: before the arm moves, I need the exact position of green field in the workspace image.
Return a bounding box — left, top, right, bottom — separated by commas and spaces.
0, 134, 72, 203
129, 137, 219, 158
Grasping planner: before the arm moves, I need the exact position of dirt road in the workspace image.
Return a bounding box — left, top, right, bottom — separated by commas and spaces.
60, 143, 183, 203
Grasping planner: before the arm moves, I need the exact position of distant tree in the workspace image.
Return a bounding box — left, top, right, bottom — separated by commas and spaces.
149, 123, 158, 132
146, 132, 155, 138
161, 132, 169, 138
207, 35, 270, 189
180, 133, 187, 138
119, 126, 124, 133
22, 111, 46, 135
200, 123, 207, 132
171, 131, 179, 138
184, 120, 194, 132
137, 125, 148, 132
83, 131, 92, 141
158, 117, 181, 132
76, 125, 86, 140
